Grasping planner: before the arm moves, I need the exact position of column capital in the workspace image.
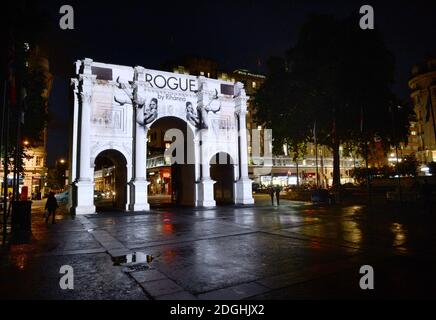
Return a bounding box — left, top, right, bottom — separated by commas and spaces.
79, 91, 92, 104
235, 103, 248, 116
197, 76, 208, 91
82, 58, 93, 75
134, 66, 147, 82
234, 81, 247, 96
78, 73, 97, 87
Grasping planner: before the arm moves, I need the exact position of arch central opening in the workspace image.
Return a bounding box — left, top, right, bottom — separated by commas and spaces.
210, 152, 235, 205
147, 116, 195, 207
94, 149, 127, 211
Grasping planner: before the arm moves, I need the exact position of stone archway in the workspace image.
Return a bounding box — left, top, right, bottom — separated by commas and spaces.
210, 152, 235, 204
69, 58, 254, 214
147, 116, 196, 206
94, 149, 127, 211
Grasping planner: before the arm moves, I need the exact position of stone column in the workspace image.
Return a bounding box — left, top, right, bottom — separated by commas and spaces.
235, 82, 254, 204
75, 58, 97, 214
196, 76, 216, 207
130, 66, 150, 211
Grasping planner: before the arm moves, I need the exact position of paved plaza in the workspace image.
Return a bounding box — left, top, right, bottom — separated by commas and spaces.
1, 195, 435, 300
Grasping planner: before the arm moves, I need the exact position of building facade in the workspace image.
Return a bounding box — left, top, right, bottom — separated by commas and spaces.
409, 58, 436, 163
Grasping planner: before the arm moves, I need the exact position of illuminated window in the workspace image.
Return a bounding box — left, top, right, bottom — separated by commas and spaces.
207, 72, 210, 78
411, 131, 417, 136
257, 125, 262, 130
252, 81, 256, 88
200, 71, 204, 76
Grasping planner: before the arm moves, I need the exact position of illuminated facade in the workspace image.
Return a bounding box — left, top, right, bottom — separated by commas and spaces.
409, 58, 436, 163
69, 58, 254, 214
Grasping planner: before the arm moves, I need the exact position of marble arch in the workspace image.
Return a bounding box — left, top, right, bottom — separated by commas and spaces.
68, 58, 254, 214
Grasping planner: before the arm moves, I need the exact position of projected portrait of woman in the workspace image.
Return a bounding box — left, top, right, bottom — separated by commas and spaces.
186, 101, 200, 128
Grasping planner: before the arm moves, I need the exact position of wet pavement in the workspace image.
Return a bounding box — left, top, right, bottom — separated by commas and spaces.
0, 195, 435, 299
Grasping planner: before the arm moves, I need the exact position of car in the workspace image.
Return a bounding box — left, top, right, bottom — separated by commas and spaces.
55, 190, 69, 203
94, 191, 105, 200
311, 188, 335, 205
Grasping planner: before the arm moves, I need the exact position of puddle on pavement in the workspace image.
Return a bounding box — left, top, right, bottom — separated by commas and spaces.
112, 251, 154, 271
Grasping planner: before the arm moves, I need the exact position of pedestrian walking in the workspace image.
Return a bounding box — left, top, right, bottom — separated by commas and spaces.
45, 192, 59, 224
275, 187, 281, 206
269, 187, 275, 205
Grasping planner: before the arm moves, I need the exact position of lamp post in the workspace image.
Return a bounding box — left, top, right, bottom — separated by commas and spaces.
55, 158, 67, 192
390, 105, 402, 202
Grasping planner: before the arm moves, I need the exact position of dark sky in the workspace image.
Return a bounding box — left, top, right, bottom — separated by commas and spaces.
39, 0, 436, 166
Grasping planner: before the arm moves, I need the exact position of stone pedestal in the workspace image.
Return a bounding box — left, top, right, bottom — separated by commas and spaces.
235, 178, 254, 204
75, 180, 96, 214
129, 179, 150, 211
197, 178, 216, 207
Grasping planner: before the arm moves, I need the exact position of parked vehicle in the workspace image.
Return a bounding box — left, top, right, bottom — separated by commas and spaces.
94, 191, 105, 200
54, 190, 69, 203
311, 188, 335, 205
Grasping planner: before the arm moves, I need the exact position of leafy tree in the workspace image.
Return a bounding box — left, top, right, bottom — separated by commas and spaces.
396, 154, 419, 177
2, 1, 50, 182
254, 14, 412, 187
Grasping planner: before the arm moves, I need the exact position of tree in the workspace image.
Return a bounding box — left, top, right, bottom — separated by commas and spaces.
254, 14, 412, 187
396, 154, 419, 177
253, 56, 312, 186
2, 1, 50, 186
288, 140, 307, 186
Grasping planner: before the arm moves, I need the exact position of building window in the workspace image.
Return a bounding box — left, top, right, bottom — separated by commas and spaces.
35, 156, 42, 167
411, 131, 417, 136
252, 81, 256, 88
200, 71, 204, 76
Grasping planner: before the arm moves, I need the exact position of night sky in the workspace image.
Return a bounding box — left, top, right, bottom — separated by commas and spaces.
39, 0, 436, 166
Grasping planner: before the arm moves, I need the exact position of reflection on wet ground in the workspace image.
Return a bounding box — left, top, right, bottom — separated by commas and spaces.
112, 252, 154, 266
0, 195, 435, 299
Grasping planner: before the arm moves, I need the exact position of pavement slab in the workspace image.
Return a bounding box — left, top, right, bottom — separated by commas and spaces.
1, 195, 435, 299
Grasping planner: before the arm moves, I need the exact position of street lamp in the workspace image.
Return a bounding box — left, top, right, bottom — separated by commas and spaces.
390, 105, 402, 202
55, 158, 68, 192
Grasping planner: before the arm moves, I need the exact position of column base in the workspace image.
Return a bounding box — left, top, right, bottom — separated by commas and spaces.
75, 205, 97, 215
129, 179, 150, 212
235, 178, 254, 205
197, 178, 216, 207
74, 180, 96, 215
